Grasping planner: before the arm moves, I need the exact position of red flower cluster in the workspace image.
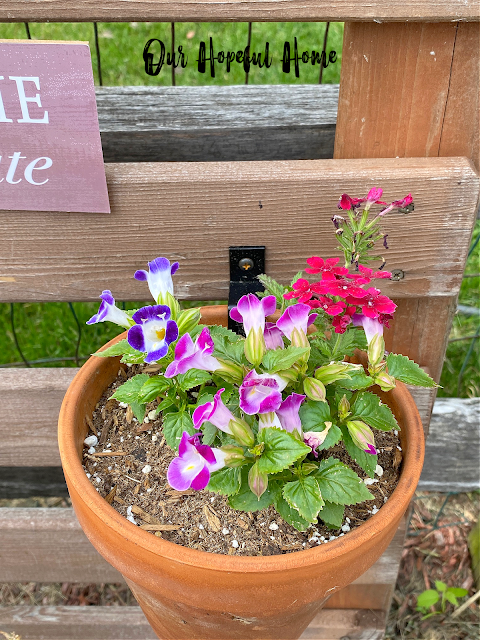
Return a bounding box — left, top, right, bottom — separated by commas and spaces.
284, 257, 396, 334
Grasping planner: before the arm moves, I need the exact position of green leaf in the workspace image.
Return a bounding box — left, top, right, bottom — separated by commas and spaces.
283, 476, 324, 523
448, 588, 468, 598
257, 273, 287, 309
257, 428, 310, 474
201, 421, 218, 446
261, 346, 309, 373
299, 400, 331, 431
207, 467, 241, 496
417, 590, 440, 609
340, 425, 377, 478
110, 373, 149, 422
444, 592, 459, 607
386, 353, 438, 387
177, 369, 212, 391
315, 456, 374, 505
154, 397, 175, 416
435, 580, 447, 593
162, 411, 196, 450
335, 369, 374, 390
139, 376, 171, 403
228, 470, 278, 511
209, 325, 245, 365
274, 494, 310, 531
350, 391, 399, 432
310, 423, 342, 451
319, 501, 345, 529
290, 271, 304, 287
121, 350, 147, 364
94, 339, 136, 358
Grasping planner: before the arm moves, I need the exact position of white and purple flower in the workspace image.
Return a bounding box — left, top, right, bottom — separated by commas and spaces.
193, 388, 254, 446
276, 393, 306, 435
276, 303, 317, 347
86, 290, 132, 329
239, 371, 287, 415
127, 305, 178, 363
166, 432, 227, 491
165, 327, 220, 378
134, 257, 179, 304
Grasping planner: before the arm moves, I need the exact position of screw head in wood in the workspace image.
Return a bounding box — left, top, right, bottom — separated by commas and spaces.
391, 269, 405, 281
239, 257, 254, 271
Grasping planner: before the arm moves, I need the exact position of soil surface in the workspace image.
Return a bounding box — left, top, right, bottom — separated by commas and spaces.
82, 364, 403, 556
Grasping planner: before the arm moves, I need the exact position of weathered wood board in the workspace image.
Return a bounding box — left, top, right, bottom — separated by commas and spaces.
1, 0, 479, 22
0, 157, 477, 303
96, 85, 339, 163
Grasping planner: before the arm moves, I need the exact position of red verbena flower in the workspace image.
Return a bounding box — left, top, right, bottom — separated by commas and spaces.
346, 287, 397, 319
331, 305, 356, 333
314, 278, 368, 300
283, 278, 313, 303
312, 296, 346, 317
305, 256, 349, 278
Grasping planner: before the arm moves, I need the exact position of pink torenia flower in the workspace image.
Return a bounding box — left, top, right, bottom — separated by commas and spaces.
276, 393, 306, 435
347, 287, 396, 319
264, 322, 284, 350
193, 388, 235, 434
352, 314, 384, 344
229, 294, 276, 336
305, 256, 349, 278
276, 303, 317, 342
304, 423, 332, 458
239, 371, 287, 415
346, 421, 377, 455
167, 432, 226, 491
165, 326, 220, 377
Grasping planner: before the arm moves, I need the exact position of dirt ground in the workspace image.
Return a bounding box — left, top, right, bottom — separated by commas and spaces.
0, 491, 479, 639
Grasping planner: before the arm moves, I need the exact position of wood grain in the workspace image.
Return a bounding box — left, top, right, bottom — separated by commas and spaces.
0, 157, 477, 303
1, 0, 479, 22
96, 85, 338, 163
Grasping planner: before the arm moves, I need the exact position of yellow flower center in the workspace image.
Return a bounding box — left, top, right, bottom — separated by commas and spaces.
155, 327, 166, 341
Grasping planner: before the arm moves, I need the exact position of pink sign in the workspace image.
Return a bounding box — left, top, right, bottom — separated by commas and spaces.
0, 41, 110, 213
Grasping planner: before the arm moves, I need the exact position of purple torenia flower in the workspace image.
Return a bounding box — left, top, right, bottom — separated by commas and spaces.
346, 420, 377, 455
352, 313, 384, 344
167, 432, 226, 491
304, 423, 332, 458
276, 393, 306, 435
229, 294, 276, 335
134, 257, 179, 304
193, 388, 254, 446
87, 290, 132, 329
264, 322, 284, 350
165, 327, 220, 378
239, 371, 286, 415
276, 303, 317, 346
127, 305, 178, 363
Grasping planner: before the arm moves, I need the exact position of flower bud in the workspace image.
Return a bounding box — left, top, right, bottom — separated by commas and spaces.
215, 359, 245, 384
304, 422, 332, 458
228, 417, 255, 448
373, 372, 396, 392
244, 326, 266, 368
159, 291, 181, 320
290, 326, 309, 349
338, 394, 350, 421
368, 333, 385, 367
176, 307, 201, 336
315, 362, 362, 385
248, 461, 268, 499
219, 445, 246, 468
303, 377, 327, 403
346, 420, 377, 455
274, 368, 299, 383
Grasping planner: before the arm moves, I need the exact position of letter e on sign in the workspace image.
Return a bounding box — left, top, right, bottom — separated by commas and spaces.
0, 41, 110, 213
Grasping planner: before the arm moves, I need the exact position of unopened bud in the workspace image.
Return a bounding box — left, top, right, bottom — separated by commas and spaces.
274, 368, 299, 383
338, 394, 350, 421
176, 307, 201, 336
220, 445, 246, 468
368, 333, 385, 367
248, 462, 268, 499
373, 372, 396, 392
346, 420, 377, 455
244, 327, 266, 368
315, 362, 362, 385
215, 359, 244, 384
228, 417, 255, 448
159, 291, 181, 320
303, 377, 327, 403
290, 326, 309, 349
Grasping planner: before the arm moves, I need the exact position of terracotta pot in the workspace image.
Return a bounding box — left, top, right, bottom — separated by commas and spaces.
58, 305, 424, 640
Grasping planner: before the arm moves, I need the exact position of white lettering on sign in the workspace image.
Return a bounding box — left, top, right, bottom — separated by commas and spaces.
0, 154, 53, 185
0, 76, 49, 123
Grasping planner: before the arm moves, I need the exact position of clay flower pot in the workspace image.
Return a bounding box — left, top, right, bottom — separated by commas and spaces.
58, 305, 425, 640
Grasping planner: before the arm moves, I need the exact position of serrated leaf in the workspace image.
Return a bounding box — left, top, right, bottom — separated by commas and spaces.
315, 456, 374, 505
290, 271, 304, 287
275, 494, 310, 531
209, 325, 245, 364
386, 353, 438, 388
228, 470, 278, 511
317, 424, 343, 451
350, 391, 398, 432
335, 369, 374, 390
299, 400, 331, 431
207, 467, 241, 496
94, 339, 136, 358
283, 476, 324, 523
256, 428, 310, 474
435, 580, 447, 593
154, 397, 174, 416
162, 411, 195, 450
319, 501, 345, 528
417, 590, 440, 609
201, 421, 218, 446
139, 376, 171, 403
261, 345, 309, 373
340, 425, 377, 478
121, 350, 147, 364
110, 373, 149, 422
177, 369, 212, 391
257, 273, 286, 309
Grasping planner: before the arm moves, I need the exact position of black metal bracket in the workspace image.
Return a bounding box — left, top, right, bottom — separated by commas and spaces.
228, 246, 266, 334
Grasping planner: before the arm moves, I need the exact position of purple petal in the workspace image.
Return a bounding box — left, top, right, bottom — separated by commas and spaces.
276, 393, 306, 433
190, 465, 211, 490
178, 431, 194, 457
165, 319, 179, 345
192, 402, 214, 429
365, 444, 377, 455
148, 257, 171, 274
171, 262, 180, 275
229, 307, 243, 323
132, 304, 171, 324
144, 344, 168, 363
196, 444, 217, 465
167, 454, 205, 491
276, 303, 312, 339
174, 333, 195, 360
134, 270, 148, 281
307, 313, 318, 327
127, 325, 145, 352
261, 295, 277, 317
100, 290, 115, 305
196, 327, 215, 354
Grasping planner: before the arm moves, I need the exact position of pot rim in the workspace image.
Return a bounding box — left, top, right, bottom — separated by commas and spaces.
58, 305, 424, 574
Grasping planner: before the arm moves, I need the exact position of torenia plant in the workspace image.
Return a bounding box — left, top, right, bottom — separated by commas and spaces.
88, 188, 436, 532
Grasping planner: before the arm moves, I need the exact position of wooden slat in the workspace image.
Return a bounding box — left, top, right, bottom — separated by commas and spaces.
1, 0, 479, 22
0, 157, 477, 303
0, 605, 386, 640
0, 507, 405, 585
97, 85, 338, 163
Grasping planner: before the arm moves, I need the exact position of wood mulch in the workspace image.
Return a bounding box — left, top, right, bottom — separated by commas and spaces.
81, 363, 402, 556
